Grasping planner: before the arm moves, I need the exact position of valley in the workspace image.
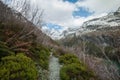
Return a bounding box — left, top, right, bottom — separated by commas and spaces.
0, 0, 120, 80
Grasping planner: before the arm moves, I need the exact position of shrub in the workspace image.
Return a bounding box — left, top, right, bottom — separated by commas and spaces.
59, 54, 95, 80
30, 45, 50, 70
85, 42, 120, 62
60, 63, 94, 80
59, 53, 80, 64
55, 47, 66, 55
0, 54, 38, 80
85, 42, 103, 57
39, 50, 50, 69
104, 46, 120, 62
0, 41, 14, 59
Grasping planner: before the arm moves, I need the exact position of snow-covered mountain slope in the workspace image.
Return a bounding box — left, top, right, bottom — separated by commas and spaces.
82, 8, 120, 29
41, 25, 65, 39
61, 7, 120, 38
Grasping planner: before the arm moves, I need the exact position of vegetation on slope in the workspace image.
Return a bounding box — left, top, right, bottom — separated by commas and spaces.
59, 29, 120, 80
0, 1, 51, 79
85, 41, 120, 62
0, 54, 38, 80
59, 53, 96, 80
30, 45, 50, 70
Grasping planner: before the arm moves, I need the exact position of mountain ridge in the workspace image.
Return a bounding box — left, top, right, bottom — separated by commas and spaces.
60, 7, 120, 39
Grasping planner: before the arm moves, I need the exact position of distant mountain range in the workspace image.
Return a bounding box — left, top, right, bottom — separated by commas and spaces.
60, 7, 120, 39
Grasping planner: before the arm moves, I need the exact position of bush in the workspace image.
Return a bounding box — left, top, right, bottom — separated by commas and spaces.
60, 63, 94, 80
39, 50, 50, 69
104, 46, 120, 62
55, 47, 67, 55
0, 54, 38, 80
85, 42, 120, 62
85, 42, 103, 57
59, 53, 80, 64
30, 45, 50, 70
59, 54, 95, 80
0, 41, 14, 59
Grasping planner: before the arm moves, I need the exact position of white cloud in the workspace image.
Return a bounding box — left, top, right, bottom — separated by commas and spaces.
4, 0, 120, 39
32, 0, 120, 28
76, 0, 120, 14
5, 0, 120, 28
33, 0, 76, 27
29, 0, 119, 39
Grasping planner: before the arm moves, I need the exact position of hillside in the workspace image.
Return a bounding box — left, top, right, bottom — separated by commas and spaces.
0, 1, 55, 79
59, 7, 120, 80
0, 1, 99, 80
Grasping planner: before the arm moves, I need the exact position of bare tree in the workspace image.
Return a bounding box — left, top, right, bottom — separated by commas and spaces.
1, 0, 44, 43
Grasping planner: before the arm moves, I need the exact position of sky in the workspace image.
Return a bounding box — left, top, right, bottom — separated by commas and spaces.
36, 0, 120, 39
4, 0, 120, 39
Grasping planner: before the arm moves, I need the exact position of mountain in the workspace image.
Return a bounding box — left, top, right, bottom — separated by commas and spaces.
82, 7, 120, 30
61, 7, 120, 59
59, 7, 120, 80
61, 7, 120, 38
60, 7, 120, 48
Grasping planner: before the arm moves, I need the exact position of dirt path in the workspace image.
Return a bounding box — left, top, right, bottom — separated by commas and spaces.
49, 53, 60, 80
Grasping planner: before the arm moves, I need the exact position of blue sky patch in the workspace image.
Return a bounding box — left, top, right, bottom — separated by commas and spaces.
43, 23, 63, 30
73, 7, 94, 17
3, 0, 12, 4
63, 0, 78, 3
